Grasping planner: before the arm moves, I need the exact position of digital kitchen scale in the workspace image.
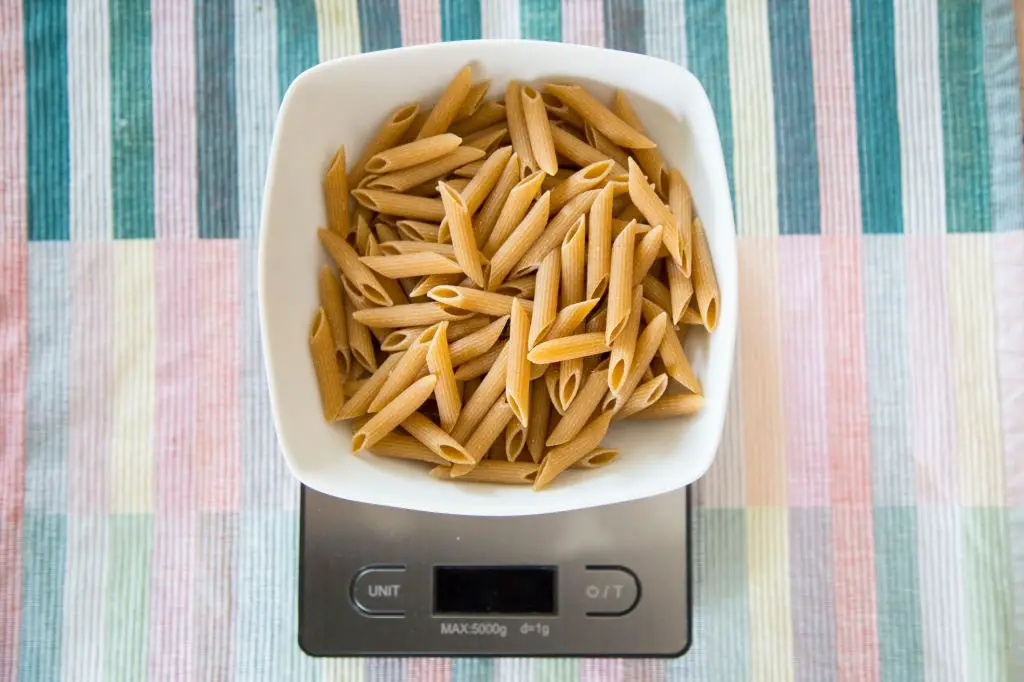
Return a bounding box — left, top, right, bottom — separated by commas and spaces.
298, 485, 691, 657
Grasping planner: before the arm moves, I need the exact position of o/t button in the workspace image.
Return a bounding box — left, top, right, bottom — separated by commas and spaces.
351, 567, 407, 616
584, 567, 639, 616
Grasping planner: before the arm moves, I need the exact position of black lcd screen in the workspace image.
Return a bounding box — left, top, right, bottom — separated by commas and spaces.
434, 566, 557, 615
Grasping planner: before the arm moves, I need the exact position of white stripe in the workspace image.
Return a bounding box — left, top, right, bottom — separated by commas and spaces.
645, 0, 687, 66
60, 517, 108, 682
480, 0, 520, 39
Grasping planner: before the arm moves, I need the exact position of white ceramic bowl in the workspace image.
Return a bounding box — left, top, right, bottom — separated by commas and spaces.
259, 40, 737, 517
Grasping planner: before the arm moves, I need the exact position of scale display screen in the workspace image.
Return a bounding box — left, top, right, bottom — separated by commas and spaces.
433, 566, 557, 615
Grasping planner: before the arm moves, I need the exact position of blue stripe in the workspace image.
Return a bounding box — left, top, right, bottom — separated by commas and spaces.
441, 0, 482, 41
521, 0, 561, 42
367, 658, 409, 680
275, 0, 318, 101
24, 0, 69, 241
851, 0, 903, 234
357, 0, 402, 53
18, 514, 66, 682
768, 0, 821, 235
874, 507, 924, 682
197, 0, 239, 239
603, 0, 645, 54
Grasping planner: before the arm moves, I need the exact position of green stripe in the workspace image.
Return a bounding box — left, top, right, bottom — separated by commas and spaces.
105, 515, 152, 682
534, 659, 579, 681
450, 658, 493, 681
603, 0, 645, 54
874, 507, 924, 682
276, 0, 319, 101
441, 0, 482, 41
24, 0, 69, 241
111, 0, 155, 239
940, 0, 991, 233
521, 0, 561, 42
18, 514, 65, 682
964, 508, 1012, 680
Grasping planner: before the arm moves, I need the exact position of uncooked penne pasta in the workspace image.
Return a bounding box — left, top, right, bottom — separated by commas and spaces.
433, 459, 537, 484
560, 216, 586, 307
370, 433, 449, 466
343, 379, 366, 397
505, 418, 526, 461
344, 289, 379, 371
640, 299, 702, 394
351, 375, 436, 452
528, 249, 560, 348
360, 252, 463, 278
309, 308, 345, 421
546, 367, 611, 446
401, 411, 472, 464
368, 146, 485, 192
612, 91, 667, 194
632, 224, 665, 286
379, 240, 455, 256
642, 274, 672, 313
483, 170, 547, 258
542, 91, 586, 130
512, 189, 600, 277
396, 220, 441, 242
416, 65, 473, 140
461, 124, 509, 153
630, 393, 705, 419
460, 146, 514, 215
606, 220, 639, 344
373, 220, 400, 244
368, 338, 431, 413
454, 160, 484, 178
451, 343, 510, 442
521, 85, 558, 175
453, 343, 505, 382
505, 81, 538, 173
542, 168, 574, 191
348, 103, 420, 187
494, 275, 536, 298
438, 182, 486, 287
505, 298, 531, 427
666, 260, 693, 325
586, 184, 614, 299
572, 447, 619, 469
409, 273, 463, 298
544, 367, 564, 415
691, 218, 719, 332
667, 169, 693, 276
534, 409, 615, 489
527, 332, 611, 364
544, 84, 655, 149
484, 181, 550, 284
449, 101, 507, 137
608, 286, 643, 395
627, 158, 683, 268
550, 160, 614, 213
318, 265, 351, 376
426, 323, 461, 431
318, 228, 393, 306
526, 379, 552, 463
461, 396, 515, 463
473, 152, 521, 247
364, 133, 462, 174
456, 80, 491, 119
428, 285, 532, 317
353, 302, 471, 328
681, 306, 703, 325
380, 326, 425, 352
449, 315, 508, 366
614, 373, 669, 420
352, 189, 446, 222
529, 297, 601, 379
603, 312, 667, 413
324, 145, 350, 237
549, 124, 623, 173
584, 122, 630, 169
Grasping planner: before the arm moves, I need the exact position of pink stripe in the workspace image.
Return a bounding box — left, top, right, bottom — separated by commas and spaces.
196, 242, 240, 510
623, 660, 666, 681
147, 514, 196, 682
406, 658, 452, 682
400, 0, 442, 45
992, 232, 1024, 506
808, 0, 861, 236
151, 0, 197, 239
67, 244, 113, 513
580, 659, 623, 682
193, 516, 236, 681
905, 235, 957, 503
779, 236, 829, 506
0, 245, 27, 679
0, 0, 26, 242
561, 0, 604, 47
832, 507, 879, 682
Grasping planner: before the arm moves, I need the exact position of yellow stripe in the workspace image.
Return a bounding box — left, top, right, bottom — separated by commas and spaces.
316, 0, 362, 61
322, 659, 365, 682
747, 507, 794, 682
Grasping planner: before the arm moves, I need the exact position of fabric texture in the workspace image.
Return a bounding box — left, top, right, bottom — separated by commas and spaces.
1, 0, 1023, 680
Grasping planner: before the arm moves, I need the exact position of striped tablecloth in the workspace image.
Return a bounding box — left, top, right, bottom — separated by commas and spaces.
1, 1, 1022, 681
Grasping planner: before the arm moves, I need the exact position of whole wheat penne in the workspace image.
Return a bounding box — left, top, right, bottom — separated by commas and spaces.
627, 158, 682, 268
380, 326, 426, 352
368, 146, 485, 192
612, 91, 666, 191
482, 171, 547, 259
449, 315, 508, 366
373, 221, 400, 245
343, 378, 366, 397
344, 289, 379, 372
527, 332, 611, 364
425, 323, 462, 431
368, 339, 431, 413
630, 393, 705, 419
461, 146, 513, 213
456, 80, 491, 119
642, 275, 672, 313
379, 241, 456, 257
512, 189, 600, 277
691, 217, 719, 331
428, 285, 532, 317
521, 85, 558, 175
614, 373, 669, 420
541, 168, 574, 191
631, 224, 664, 286
318, 266, 351, 376
324, 145, 350, 237
586, 184, 614, 299
415, 65, 473, 139
640, 299, 702, 394
393, 316, 491, 353
454, 160, 484, 178
364, 133, 463, 174
348, 103, 420, 187
494, 275, 536, 298
613, 202, 644, 223
352, 189, 446, 221
485, 192, 552, 293
318, 228, 393, 306
352, 209, 372, 252
603, 312, 667, 413
560, 217, 586, 307
528, 249, 560, 348
586, 305, 607, 334
667, 169, 693, 276
571, 448, 618, 470
360, 252, 462, 278
449, 101, 507, 137
451, 343, 510, 442
434, 459, 537, 484
544, 367, 565, 414
353, 302, 471, 328
505, 81, 538, 172
409, 273, 462, 298
608, 285, 644, 395
549, 124, 624, 173
529, 297, 601, 379
309, 308, 345, 421
584, 122, 630, 169
544, 84, 655, 149
473, 152, 521, 247
396, 220, 441, 242
370, 433, 449, 466
526, 379, 552, 463
534, 409, 615, 489
453, 342, 505, 381
351, 375, 436, 452
550, 160, 614, 213
505, 419, 526, 461
461, 394, 516, 463
546, 367, 611, 446
438, 182, 486, 287
666, 260, 693, 325
606, 220, 639, 344
506, 298, 531, 427
461, 123, 508, 152
401, 411, 472, 464
680, 306, 703, 325
542, 91, 586, 130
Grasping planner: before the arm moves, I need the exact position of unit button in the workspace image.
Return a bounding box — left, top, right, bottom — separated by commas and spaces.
351, 567, 408, 616
583, 567, 639, 616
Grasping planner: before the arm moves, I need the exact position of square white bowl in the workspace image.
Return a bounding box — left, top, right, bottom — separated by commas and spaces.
259, 40, 737, 517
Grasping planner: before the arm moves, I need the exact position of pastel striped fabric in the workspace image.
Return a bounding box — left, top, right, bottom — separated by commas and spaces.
1, 1, 1022, 681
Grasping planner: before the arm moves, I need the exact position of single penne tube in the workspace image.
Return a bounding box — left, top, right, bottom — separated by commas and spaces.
486, 190, 551, 290
351, 375, 437, 452
494, 275, 536, 298
602, 312, 667, 413
401, 411, 472, 464
473, 152, 521, 247
453, 160, 485, 178
614, 373, 669, 420
526, 379, 552, 463
462, 376, 482, 403
505, 419, 526, 461
409, 272, 463, 298
560, 216, 586, 307
529, 297, 601, 379
449, 315, 509, 366
425, 323, 462, 431
505, 298, 531, 427
546, 368, 610, 446
668, 169, 693, 276
666, 260, 694, 325
461, 396, 516, 463
612, 90, 668, 196
352, 189, 446, 222
544, 367, 565, 414
691, 217, 720, 332
505, 81, 538, 172
482, 171, 547, 259
542, 168, 575, 191
368, 146, 485, 192
512, 189, 600, 277
379, 241, 455, 257
630, 393, 705, 419
352, 209, 373, 253
359, 252, 463, 278
451, 343, 510, 442
528, 249, 561, 348
415, 65, 473, 140
456, 80, 491, 119
542, 90, 586, 130
309, 308, 345, 421
396, 220, 441, 242
343, 379, 366, 397
521, 85, 558, 175
586, 184, 614, 299
318, 265, 351, 376
584, 122, 630, 169
438, 182, 486, 287
606, 220, 639, 344
642, 274, 672, 313
631, 224, 665, 286
461, 124, 509, 153
449, 101, 507, 137
460, 145, 513, 215
543, 83, 655, 149
640, 299, 702, 394
550, 160, 615, 213
586, 305, 607, 334
380, 326, 426, 352
527, 332, 611, 364
549, 124, 625, 173
627, 158, 683, 268
353, 302, 471, 328
364, 133, 463, 174
611, 218, 653, 239
571, 447, 619, 469
324, 145, 350, 237
344, 289, 379, 371
428, 285, 532, 317
681, 306, 703, 325
433, 459, 537, 484
453, 342, 505, 382
348, 103, 420, 187
370, 432, 449, 466
372, 221, 400, 244
318, 228, 393, 306
559, 356, 582, 411
608, 286, 644, 395
534, 409, 615, 489
368, 340, 431, 413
